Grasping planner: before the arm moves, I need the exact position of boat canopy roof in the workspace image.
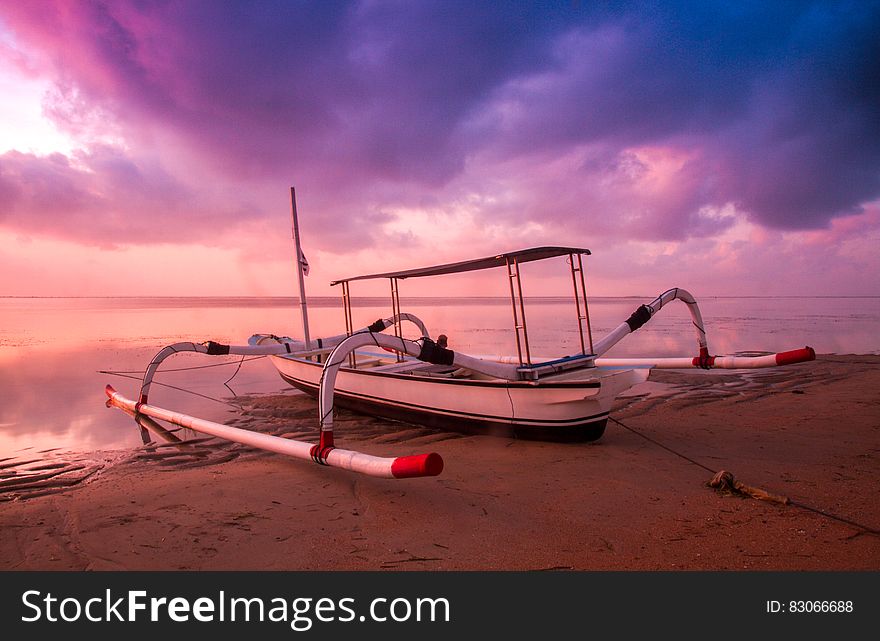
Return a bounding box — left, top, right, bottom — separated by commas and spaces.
330, 246, 591, 285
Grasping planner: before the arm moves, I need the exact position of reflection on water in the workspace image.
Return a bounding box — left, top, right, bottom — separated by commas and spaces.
1, 296, 878, 458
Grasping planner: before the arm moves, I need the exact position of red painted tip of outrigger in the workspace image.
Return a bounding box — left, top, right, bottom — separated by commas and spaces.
105, 384, 116, 397
391, 452, 444, 478
776, 346, 816, 366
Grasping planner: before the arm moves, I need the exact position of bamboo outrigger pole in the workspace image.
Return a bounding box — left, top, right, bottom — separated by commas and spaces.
105, 385, 443, 479
290, 187, 312, 351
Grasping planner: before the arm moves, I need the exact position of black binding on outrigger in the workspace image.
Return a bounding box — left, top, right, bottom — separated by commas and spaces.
417, 337, 455, 366
625, 304, 653, 332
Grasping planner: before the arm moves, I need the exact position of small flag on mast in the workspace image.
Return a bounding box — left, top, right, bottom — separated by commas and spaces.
300, 253, 310, 276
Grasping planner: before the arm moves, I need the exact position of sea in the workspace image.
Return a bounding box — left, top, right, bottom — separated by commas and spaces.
1, 295, 878, 458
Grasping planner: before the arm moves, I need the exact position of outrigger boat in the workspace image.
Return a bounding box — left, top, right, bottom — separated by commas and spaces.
105, 188, 815, 479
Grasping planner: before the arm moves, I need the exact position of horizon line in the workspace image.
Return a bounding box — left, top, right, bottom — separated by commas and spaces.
2, 294, 879, 300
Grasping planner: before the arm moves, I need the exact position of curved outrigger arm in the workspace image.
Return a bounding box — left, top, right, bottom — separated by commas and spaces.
586, 286, 815, 369
289, 312, 430, 351
104, 312, 446, 479
137, 313, 430, 404
593, 288, 709, 361
313, 332, 521, 457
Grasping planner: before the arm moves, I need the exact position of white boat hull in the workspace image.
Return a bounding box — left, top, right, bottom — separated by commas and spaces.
267, 352, 647, 441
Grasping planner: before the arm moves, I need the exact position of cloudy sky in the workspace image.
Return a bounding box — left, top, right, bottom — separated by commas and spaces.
0, 0, 878, 297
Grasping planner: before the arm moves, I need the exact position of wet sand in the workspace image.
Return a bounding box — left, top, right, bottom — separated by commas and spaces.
1, 354, 878, 570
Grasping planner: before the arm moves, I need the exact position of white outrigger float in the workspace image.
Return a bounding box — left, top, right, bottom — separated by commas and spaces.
105, 188, 815, 479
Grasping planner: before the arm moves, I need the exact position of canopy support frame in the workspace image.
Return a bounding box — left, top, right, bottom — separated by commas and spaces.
390, 277, 404, 362
506, 257, 532, 366
341, 280, 356, 368
569, 252, 594, 355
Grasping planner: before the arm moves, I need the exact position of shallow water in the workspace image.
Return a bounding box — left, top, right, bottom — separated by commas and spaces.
1, 295, 878, 460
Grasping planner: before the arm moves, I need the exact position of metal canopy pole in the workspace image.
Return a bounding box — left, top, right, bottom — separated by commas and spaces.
578, 253, 594, 353
342, 281, 353, 336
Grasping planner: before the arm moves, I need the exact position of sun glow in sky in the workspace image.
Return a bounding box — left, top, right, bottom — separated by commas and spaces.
0, 35, 74, 156
0, 2, 878, 297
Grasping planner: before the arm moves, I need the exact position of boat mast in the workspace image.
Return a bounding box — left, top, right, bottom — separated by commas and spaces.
290, 186, 312, 350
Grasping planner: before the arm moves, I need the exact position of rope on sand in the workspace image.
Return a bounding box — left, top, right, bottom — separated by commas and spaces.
609, 416, 879, 538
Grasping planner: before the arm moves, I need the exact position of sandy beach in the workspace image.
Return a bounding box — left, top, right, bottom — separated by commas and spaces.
1, 354, 877, 571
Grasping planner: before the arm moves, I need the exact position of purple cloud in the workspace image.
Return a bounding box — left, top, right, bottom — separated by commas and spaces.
0, 0, 877, 250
